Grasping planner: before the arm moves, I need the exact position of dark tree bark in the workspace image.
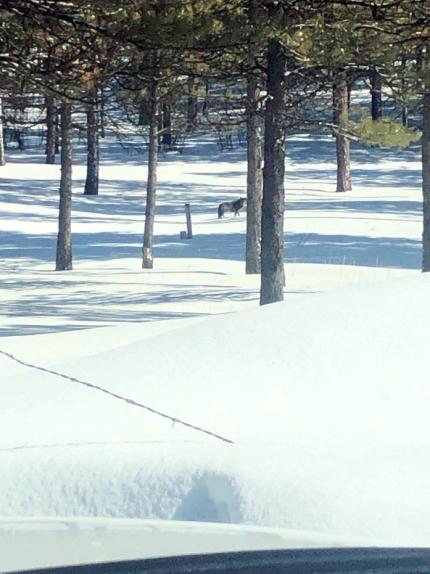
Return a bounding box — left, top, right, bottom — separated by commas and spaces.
161, 102, 172, 146
45, 95, 56, 164
187, 76, 198, 131
142, 79, 158, 269
138, 99, 148, 126
84, 88, 99, 196
333, 71, 352, 193
55, 110, 60, 154
55, 102, 73, 271
422, 46, 430, 272
202, 79, 210, 114
99, 85, 106, 138
0, 98, 5, 166
246, 80, 263, 275
15, 99, 26, 151
400, 57, 408, 127
260, 39, 287, 305
245, 3, 263, 275
347, 79, 354, 110
16, 130, 25, 151
370, 68, 382, 121
402, 104, 409, 127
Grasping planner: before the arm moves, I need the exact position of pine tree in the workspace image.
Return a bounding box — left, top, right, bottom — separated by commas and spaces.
370, 67, 383, 121
260, 37, 287, 305
56, 103, 73, 271
422, 44, 430, 271
333, 70, 351, 192
45, 95, 57, 164
245, 0, 263, 275
142, 73, 159, 269
0, 97, 5, 166
84, 86, 100, 196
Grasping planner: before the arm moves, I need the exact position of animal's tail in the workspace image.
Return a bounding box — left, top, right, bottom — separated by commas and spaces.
218, 204, 224, 218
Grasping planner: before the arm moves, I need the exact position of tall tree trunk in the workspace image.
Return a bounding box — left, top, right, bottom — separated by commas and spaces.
99, 85, 106, 138
347, 79, 353, 110
142, 79, 158, 269
16, 100, 26, 151
187, 76, 198, 131
402, 104, 409, 127
202, 79, 210, 115
161, 103, 171, 146
55, 103, 73, 271
422, 46, 430, 271
333, 71, 352, 193
245, 4, 263, 275
260, 39, 286, 305
400, 57, 409, 127
0, 98, 5, 166
138, 99, 147, 126
55, 110, 60, 154
246, 80, 263, 275
45, 95, 56, 164
370, 68, 382, 120
84, 88, 99, 196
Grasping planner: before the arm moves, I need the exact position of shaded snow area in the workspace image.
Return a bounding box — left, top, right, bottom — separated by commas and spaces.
0, 134, 419, 336
0, 133, 427, 546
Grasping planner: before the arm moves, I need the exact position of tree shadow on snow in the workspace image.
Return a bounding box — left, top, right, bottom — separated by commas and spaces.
2, 228, 421, 271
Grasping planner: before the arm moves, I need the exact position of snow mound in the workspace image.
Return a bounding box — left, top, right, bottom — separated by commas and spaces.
2, 274, 430, 545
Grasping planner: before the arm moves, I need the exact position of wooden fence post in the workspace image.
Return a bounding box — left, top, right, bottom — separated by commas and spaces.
185, 203, 193, 239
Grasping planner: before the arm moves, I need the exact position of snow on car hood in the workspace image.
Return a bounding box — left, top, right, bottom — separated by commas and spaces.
0, 517, 375, 573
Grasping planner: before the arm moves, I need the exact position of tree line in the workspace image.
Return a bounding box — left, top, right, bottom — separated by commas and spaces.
0, 0, 429, 305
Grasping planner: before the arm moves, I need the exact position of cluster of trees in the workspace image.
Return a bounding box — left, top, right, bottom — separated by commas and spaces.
0, 0, 429, 305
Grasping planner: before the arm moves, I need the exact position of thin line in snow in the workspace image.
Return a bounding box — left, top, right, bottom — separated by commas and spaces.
0, 349, 234, 445
0, 440, 201, 452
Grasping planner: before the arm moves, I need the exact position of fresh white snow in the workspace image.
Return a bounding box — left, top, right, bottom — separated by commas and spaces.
0, 131, 427, 548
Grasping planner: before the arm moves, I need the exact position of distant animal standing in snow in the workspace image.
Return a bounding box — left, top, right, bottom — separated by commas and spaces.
218, 197, 246, 218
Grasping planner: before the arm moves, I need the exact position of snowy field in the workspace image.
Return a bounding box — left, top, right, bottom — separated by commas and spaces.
1, 131, 428, 546
0, 133, 420, 337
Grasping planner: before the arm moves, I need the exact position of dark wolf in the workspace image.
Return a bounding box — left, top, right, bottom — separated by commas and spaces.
218, 197, 246, 218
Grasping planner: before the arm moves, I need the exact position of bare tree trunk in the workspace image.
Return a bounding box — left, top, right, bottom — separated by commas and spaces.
138, 99, 147, 126
45, 95, 56, 164
55, 103, 73, 271
55, 110, 60, 154
333, 72, 352, 193
260, 39, 286, 305
142, 79, 158, 269
99, 85, 106, 138
402, 104, 408, 127
246, 87, 263, 275
0, 98, 5, 166
84, 88, 99, 196
347, 79, 354, 110
16, 99, 26, 151
161, 102, 171, 147
400, 57, 408, 127
245, 8, 263, 275
422, 46, 430, 271
16, 127, 25, 151
187, 76, 198, 131
370, 68, 382, 120
202, 79, 210, 114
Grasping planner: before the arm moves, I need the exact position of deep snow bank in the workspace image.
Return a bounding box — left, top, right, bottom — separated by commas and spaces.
1, 274, 430, 544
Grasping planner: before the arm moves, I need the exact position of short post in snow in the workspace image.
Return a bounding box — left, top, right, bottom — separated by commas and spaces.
180, 203, 193, 240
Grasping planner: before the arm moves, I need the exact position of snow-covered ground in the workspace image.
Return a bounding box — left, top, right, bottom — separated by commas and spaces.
1, 132, 427, 547
0, 134, 420, 336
